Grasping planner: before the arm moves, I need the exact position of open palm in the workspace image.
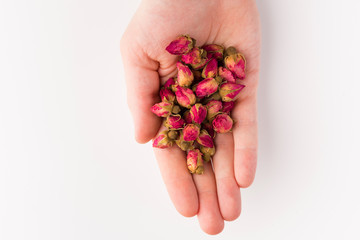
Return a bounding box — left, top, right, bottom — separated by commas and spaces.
121, 0, 260, 235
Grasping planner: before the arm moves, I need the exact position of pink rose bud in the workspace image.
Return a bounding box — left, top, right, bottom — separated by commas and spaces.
222, 101, 235, 114
175, 131, 194, 151
224, 52, 246, 79
160, 88, 175, 102
212, 113, 233, 133
165, 115, 185, 129
183, 124, 200, 141
181, 47, 203, 65
202, 121, 216, 138
151, 101, 173, 117
195, 78, 219, 98
219, 82, 245, 102
187, 149, 204, 174
202, 44, 224, 60
190, 103, 207, 124
206, 100, 222, 120
152, 131, 173, 149
177, 62, 194, 87
202, 58, 218, 78
165, 35, 194, 55
191, 57, 209, 70
164, 77, 175, 88
200, 146, 216, 162
183, 110, 193, 124
174, 85, 196, 108
196, 129, 214, 148
218, 67, 236, 83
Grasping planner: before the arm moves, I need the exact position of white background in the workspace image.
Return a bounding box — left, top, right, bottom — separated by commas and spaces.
1, 0, 360, 239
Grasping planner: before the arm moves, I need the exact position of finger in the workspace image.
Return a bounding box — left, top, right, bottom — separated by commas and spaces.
153, 128, 199, 217
212, 132, 241, 221
193, 163, 224, 235
121, 38, 161, 143
232, 97, 258, 188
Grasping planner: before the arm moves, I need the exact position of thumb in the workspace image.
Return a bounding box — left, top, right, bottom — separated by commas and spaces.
121, 39, 161, 143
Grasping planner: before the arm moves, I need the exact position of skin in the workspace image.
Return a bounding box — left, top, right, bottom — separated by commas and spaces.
121, 0, 260, 235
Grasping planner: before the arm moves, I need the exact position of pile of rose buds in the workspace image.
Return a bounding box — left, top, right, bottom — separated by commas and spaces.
151, 35, 246, 175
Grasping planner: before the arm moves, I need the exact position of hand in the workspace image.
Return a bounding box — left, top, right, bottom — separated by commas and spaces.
121, 0, 260, 235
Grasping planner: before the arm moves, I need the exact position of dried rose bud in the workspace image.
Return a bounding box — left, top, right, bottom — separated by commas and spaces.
166, 35, 194, 55
203, 154, 211, 162
222, 101, 235, 114
183, 110, 193, 124
177, 62, 194, 87
172, 105, 181, 114
178, 141, 194, 151
212, 113, 233, 133
171, 83, 178, 93
187, 149, 204, 174
175, 131, 194, 151
151, 101, 173, 117
219, 82, 245, 102
195, 78, 219, 98
190, 103, 207, 124
191, 54, 209, 70
192, 60, 209, 70
202, 58, 218, 78
165, 115, 185, 129
224, 50, 246, 79
183, 124, 200, 141
167, 130, 179, 140
174, 85, 196, 108
202, 121, 216, 138
196, 129, 214, 148
206, 100, 222, 120
200, 146, 216, 162
218, 67, 236, 83
160, 88, 175, 102
205, 92, 221, 102
215, 76, 223, 84
181, 47, 203, 65
164, 77, 175, 88
200, 145, 216, 156
224, 46, 237, 56
153, 131, 173, 148
202, 44, 224, 60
